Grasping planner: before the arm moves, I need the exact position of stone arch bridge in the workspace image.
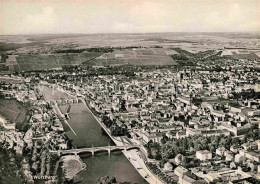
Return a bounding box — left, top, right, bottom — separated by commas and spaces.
51, 145, 140, 156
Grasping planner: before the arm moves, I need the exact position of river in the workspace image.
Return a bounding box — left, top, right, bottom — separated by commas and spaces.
60, 102, 147, 184
39, 83, 147, 184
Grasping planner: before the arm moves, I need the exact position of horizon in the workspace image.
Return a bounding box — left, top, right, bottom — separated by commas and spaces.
1, 31, 260, 37
1, 0, 259, 35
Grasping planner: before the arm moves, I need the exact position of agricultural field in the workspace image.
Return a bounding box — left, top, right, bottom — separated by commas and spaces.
57, 52, 102, 66
16, 54, 61, 71
56, 54, 81, 66
5, 45, 260, 72
0, 77, 24, 84
86, 48, 179, 66
0, 97, 27, 124
40, 85, 76, 102
0, 52, 104, 72
5, 55, 18, 66
231, 52, 259, 60
221, 49, 260, 60
0, 63, 8, 72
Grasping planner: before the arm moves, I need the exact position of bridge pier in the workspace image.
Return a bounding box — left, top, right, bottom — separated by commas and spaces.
91, 147, 95, 156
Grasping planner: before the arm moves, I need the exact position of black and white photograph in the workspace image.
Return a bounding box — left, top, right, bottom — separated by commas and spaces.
0, 0, 260, 183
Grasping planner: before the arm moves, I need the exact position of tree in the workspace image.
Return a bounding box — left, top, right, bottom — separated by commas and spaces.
120, 99, 127, 111
183, 139, 188, 150
232, 137, 240, 146
194, 143, 202, 151
243, 134, 248, 142
155, 152, 162, 160
95, 176, 117, 184
210, 145, 215, 153
0, 144, 29, 184
147, 148, 153, 159
181, 156, 188, 168
159, 158, 168, 168
147, 140, 154, 149
188, 141, 194, 149
161, 135, 168, 144
102, 115, 113, 128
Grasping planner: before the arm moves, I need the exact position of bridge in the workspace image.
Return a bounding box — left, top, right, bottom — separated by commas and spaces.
51, 145, 140, 156
55, 98, 79, 105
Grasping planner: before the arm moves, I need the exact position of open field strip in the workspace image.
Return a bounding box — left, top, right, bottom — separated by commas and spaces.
0, 105, 19, 114
13, 110, 20, 122
53, 102, 77, 136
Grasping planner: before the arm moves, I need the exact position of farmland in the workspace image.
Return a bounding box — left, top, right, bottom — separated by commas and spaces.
221, 50, 259, 60
57, 52, 102, 66
1, 32, 260, 73
0, 97, 27, 124
16, 54, 61, 71
84, 48, 179, 66
0, 48, 179, 72
3, 52, 103, 72
1, 45, 260, 73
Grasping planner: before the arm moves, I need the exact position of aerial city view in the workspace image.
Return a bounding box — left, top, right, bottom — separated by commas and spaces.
0, 0, 259, 184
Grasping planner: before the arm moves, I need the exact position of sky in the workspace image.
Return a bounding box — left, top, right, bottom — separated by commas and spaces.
0, 0, 259, 35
